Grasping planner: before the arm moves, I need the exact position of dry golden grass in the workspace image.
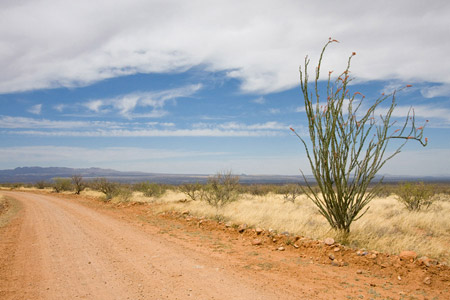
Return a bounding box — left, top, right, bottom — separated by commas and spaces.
153, 191, 450, 264
6, 185, 449, 263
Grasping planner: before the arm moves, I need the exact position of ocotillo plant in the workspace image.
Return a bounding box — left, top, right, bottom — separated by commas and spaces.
290, 39, 428, 234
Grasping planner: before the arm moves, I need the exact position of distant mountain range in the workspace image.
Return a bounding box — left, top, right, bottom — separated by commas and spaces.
0, 167, 448, 184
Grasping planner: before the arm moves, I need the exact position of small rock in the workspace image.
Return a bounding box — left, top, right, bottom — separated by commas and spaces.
331, 260, 340, 267
399, 250, 417, 262
328, 254, 335, 260
251, 239, 262, 246
356, 269, 363, 274
272, 238, 277, 243
255, 227, 263, 235
356, 250, 369, 256
225, 222, 232, 228
238, 224, 247, 233
281, 231, 290, 236
369, 253, 377, 259
293, 244, 299, 249
277, 246, 285, 251
324, 237, 335, 246
423, 276, 431, 285
418, 256, 431, 267
182, 210, 189, 215
397, 275, 402, 281
333, 247, 340, 252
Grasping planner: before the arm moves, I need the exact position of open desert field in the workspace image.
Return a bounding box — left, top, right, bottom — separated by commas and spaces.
1, 188, 449, 299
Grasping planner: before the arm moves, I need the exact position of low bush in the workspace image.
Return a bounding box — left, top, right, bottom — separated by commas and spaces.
35, 180, 51, 189
53, 178, 73, 193
203, 171, 240, 208
396, 181, 435, 211
92, 178, 118, 201
71, 175, 86, 195
179, 182, 203, 201
280, 184, 302, 203
133, 182, 166, 198
115, 187, 133, 202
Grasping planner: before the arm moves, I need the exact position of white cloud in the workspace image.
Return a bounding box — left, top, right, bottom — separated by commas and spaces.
53, 104, 66, 112
252, 97, 266, 104
7, 128, 281, 138
0, 1, 449, 94
268, 108, 280, 114
28, 104, 42, 115
1, 118, 292, 137
84, 84, 201, 118
84, 100, 104, 113
421, 84, 450, 98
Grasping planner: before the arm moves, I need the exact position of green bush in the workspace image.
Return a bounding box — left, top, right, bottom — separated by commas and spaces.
53, 178, 73, 193
35, 181, 51, 189
203, 171, 240, 208
92, 178, 118, 201
71, 175, 86, 195
133, 182, 166, 198
396, 182, 435, 211
179, 182, 203, 201
280, 184, 302, 203
115, 187, 133, 202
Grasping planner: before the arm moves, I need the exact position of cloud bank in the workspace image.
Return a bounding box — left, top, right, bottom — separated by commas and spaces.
1, 0, 449, 95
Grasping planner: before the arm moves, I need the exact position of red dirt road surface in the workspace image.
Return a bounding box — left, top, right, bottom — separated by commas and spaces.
1, 191, 449, 299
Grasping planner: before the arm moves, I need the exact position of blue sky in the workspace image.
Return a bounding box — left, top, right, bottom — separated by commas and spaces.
0, 0, 449, 176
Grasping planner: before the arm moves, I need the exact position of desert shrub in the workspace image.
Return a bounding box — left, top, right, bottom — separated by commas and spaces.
35, 180, 51, 189
179, 182, 203, 201
115, 186, 133, 202
71, 175, 86, 195
10, 182, 25, 189
53, 178, 73, 193
396, 182, 435, 211
291, 39, 428, 234
280, 184, 302, 203
242, 184, 275, 196
203, 171, 240, 208
92, 178, 118, 201
133, 182, 166, 198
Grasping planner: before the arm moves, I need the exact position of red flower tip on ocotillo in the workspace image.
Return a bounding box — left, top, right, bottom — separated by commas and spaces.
289, 127, 295, 132
406, 84, 412, 87
352, 52, 356, 56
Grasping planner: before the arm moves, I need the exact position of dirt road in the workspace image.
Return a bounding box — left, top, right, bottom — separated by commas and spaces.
0, 191, 449, 299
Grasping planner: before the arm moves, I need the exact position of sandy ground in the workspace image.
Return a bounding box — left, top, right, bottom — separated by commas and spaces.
0, 191, 449, 300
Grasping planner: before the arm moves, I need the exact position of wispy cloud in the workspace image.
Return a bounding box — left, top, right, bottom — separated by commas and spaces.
84, 84, 202, 118
252, 97, 266, 104
421, 84, 450, 98
1, 117, 292, 137
6, 128, 281, 138
27, 104, 42, 115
